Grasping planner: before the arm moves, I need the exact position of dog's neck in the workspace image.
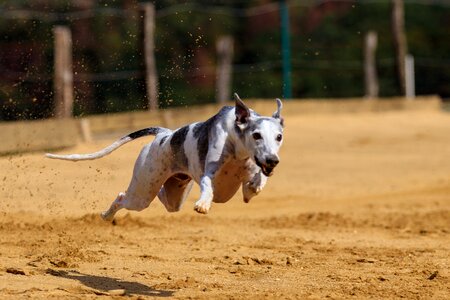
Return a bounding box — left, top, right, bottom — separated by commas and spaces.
234, 142, 250, 160
228, 124, 251, 161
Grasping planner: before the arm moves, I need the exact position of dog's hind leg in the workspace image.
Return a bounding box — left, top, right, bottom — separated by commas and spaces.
101, 192, 126, 221
101, 178, 164, 222
157, 173, 193, 212
101, 142, 169, 221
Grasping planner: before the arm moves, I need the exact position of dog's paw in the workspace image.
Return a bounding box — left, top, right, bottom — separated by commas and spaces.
249, 173, 266, 193
100, 211, 114, 222
243, 179, 265, 203
249, 183, 263, 195
245, 181, 262, 195
194, 200, 210, 214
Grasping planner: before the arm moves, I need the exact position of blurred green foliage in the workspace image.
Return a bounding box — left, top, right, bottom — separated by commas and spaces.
0, 0, 448, 121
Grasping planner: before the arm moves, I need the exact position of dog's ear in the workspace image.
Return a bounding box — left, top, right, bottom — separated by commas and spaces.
272, 98, 284, 127
234, 93, 250, 128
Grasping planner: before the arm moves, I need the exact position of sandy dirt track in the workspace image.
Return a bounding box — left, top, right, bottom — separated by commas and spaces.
0, 110, 449, 299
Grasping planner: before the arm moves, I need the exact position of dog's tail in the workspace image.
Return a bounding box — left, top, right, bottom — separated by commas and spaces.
45, 127, 167, 161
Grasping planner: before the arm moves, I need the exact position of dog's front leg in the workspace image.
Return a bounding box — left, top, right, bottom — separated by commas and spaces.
194, 174, 214, 214
194, 128, 229, 214
243, 171, 267, 203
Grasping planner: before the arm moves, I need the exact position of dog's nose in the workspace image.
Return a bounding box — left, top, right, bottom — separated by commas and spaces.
265, 156, 279, 167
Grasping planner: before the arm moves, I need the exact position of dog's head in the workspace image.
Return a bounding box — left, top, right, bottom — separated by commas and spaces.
234, 93, 284, 177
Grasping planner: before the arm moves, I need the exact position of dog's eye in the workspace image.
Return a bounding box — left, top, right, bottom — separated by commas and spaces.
276, 134, 283, 142
252, 132, 262, 140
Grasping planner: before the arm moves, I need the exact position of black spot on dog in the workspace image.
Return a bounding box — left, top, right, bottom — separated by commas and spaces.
170, 126, 190, 168
193, 121, 211, 170
127, 127, 161, 139
193, 106, 233, 170
171, 126, 189, 149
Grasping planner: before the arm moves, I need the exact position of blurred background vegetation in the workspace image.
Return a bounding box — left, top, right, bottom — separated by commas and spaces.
0, 0, 449, 120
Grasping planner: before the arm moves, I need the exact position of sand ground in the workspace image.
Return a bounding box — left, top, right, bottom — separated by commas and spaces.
0, 110, 449, 299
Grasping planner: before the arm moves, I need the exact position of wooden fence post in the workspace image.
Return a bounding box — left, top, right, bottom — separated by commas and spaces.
216, 36, 234, 104
143, 3, 158, 110
53, 26, 74, 118
391, 0, 407, 96
364, 31, 379, 99
405, 54, 415, 99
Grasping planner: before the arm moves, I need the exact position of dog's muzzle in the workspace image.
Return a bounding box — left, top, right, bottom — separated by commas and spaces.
254, 156, 279, 177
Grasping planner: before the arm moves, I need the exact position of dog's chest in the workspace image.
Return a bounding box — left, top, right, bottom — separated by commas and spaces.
212, 159, 248, 203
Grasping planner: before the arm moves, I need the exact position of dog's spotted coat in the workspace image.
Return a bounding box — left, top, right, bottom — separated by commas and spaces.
46, 94, 284, 220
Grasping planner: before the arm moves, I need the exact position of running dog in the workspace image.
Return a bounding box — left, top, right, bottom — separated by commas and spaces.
46, 94, 284, 221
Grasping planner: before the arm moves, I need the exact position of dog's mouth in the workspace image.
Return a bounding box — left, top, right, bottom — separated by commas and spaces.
254, 156, 274, 177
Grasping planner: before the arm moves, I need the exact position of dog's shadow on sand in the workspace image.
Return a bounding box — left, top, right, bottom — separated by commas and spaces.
46, 269, 173, 297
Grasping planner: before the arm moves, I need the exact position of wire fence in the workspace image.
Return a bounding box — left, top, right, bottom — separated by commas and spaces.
1, 0, 450, 21
0, 0, 449, 120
